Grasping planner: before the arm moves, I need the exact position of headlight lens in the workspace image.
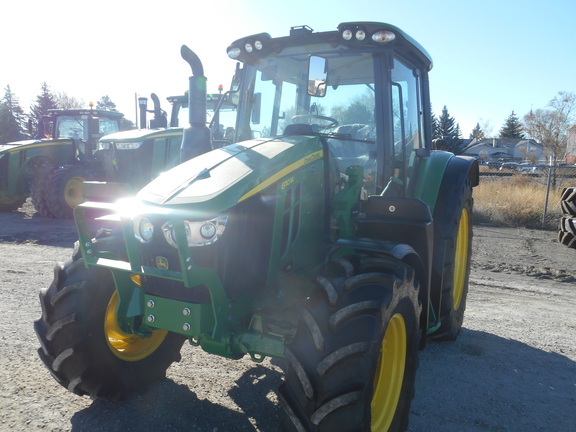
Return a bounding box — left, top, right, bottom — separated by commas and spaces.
134, 216, 154, 243
98, 141, 144, 150
227, 47, 241, 59
162, 215, 228, 248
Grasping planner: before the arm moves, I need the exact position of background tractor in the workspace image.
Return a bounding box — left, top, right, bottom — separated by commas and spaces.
0, 107, 122, 215
84, 89, 237, 207
35, 22, 478, 432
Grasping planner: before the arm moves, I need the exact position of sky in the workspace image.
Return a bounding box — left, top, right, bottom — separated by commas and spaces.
1, 0, 575, 138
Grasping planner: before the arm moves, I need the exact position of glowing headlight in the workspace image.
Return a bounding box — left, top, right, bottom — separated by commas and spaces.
162, 215, 228, 248
98, 141, 144, 150
134, 216, 154, 243
245, 43, 253, 53
342, 29, 353, 41
254, 40, 263, 50
227, 47, 241, 59
356, 30, 366, 41
372, 30, 396, 43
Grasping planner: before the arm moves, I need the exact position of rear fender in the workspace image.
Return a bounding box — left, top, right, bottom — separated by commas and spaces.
413, 151, 479, 213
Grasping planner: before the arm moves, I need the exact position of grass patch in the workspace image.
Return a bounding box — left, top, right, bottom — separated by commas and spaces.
473, 175, 564, 229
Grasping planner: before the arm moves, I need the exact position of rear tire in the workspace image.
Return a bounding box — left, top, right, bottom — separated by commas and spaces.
558, 216, 576, 249
279, 256, 421, 432
561, 216, 576, 236
558, 229, 576, 249
560, 187, 576, 216
430, 177, 473, 341
47, 164, 96, 219
34, 257, 185, 399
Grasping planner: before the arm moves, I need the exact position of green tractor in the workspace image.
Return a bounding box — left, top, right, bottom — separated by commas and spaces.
0, 107, 123, 215
35, 22, 478, 431
85, 90, 237, 205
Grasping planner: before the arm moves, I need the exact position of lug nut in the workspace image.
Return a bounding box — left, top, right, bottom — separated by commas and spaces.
183, 323, 191, 331
147, 314, 155, 323
147, 300, 155, 308
183, 308, 191, 316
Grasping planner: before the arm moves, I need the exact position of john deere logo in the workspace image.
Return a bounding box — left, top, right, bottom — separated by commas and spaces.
155, 256, 169, 270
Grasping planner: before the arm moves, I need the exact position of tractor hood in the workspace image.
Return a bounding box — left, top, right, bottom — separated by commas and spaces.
137, 135, 323, 213
0, 138, 70, 154
99, 127, 183, 143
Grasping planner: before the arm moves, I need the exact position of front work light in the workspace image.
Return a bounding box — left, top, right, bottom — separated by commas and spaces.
134, 216, 154, 243
162, 215, 228, 248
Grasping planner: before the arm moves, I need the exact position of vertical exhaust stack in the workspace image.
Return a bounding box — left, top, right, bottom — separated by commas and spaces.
138, 97, 148, 129
180, 45, 211, 163
149, 93, 167, 129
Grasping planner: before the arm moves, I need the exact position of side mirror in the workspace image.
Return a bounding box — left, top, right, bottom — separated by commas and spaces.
307, 55, 327, 97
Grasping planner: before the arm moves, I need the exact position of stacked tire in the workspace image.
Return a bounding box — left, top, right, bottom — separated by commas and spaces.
558, 187, 576, 249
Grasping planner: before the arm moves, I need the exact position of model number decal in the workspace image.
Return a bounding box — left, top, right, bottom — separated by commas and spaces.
281, 177, 295, 190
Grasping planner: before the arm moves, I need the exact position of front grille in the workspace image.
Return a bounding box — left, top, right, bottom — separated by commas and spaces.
136, 194, 275, 302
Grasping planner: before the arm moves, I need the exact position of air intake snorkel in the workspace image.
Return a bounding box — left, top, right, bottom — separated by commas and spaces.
179, 45, 211, 163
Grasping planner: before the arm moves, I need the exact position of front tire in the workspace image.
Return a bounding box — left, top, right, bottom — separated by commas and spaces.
46, 164, 96, 219
279, 256, 421, 432
30, 161, 56, 217
34, 257, 185, 399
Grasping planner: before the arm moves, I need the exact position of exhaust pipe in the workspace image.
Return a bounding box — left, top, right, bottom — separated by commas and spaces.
138, 97, 148, 129
149, 93, 167, 129
180, 45, 211, 163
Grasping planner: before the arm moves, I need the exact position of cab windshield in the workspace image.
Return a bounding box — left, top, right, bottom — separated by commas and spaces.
234, 42, 426, 196
56, 116, 87, 140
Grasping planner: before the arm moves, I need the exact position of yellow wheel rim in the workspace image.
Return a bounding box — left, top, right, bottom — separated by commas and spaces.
64, 176, 87, 208
453, 208, 469, 310
105, 291, 168, 361
371, 313, 407, 431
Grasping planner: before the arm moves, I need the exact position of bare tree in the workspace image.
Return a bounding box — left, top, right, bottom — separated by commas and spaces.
55, 91, 85, 109
523, 91, 576, 164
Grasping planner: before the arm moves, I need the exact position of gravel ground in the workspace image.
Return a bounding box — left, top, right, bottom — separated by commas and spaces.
0, 201, 575, 431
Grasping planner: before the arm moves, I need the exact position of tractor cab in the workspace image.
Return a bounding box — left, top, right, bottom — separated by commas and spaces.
220, 23, 433, 200
43, 108, 123, 159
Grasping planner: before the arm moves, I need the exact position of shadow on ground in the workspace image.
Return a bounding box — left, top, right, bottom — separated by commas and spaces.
64, 328, 575, 432
70, 365, 282, 432
410, 328, 576, 431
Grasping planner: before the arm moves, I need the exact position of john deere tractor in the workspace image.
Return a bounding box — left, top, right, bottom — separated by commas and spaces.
0, 107, 123, 216
35, 22, 478, 431
85, 89, 237, 205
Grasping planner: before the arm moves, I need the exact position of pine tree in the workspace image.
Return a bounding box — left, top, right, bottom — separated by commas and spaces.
454, 124, 462, 139
437, 106, 458, 140
434, 106, 464, 154
0, 85, 28, 143
96, 95, 117, 111
29, 82, 58, 134
470, 122, 485, 139
431, 106, 440, 140
499, 111, 525, 139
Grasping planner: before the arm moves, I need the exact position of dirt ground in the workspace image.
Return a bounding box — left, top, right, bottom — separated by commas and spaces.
0, 200, 575, 432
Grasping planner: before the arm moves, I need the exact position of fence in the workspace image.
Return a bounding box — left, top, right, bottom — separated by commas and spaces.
475, 165, 576, 229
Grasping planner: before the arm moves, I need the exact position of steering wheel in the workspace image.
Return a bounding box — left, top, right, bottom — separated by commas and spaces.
291, 114, 339, 130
